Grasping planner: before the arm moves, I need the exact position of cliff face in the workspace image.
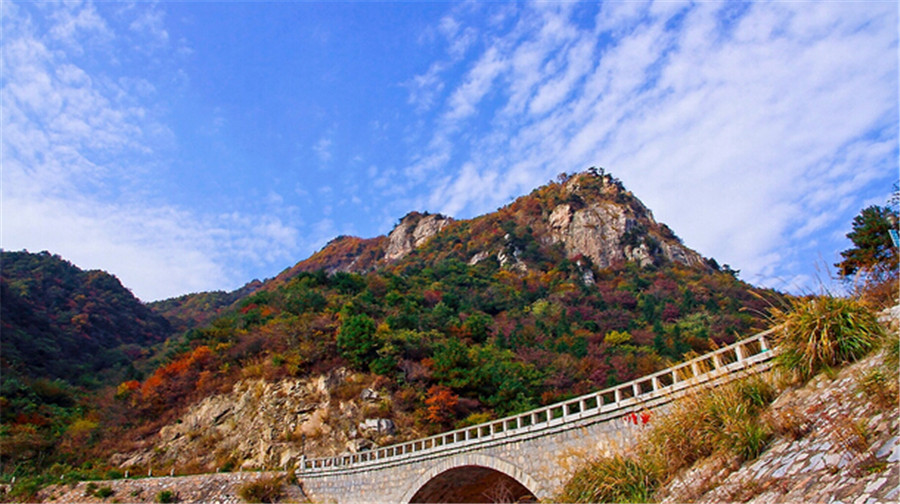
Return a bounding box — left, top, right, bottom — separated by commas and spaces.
112, 369, 418, 473
384, 212, 453, 263
545, 175, 704, 269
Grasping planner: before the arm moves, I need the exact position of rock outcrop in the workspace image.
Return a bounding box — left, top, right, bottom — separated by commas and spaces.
384, 212, 452, 262
269, 169, 713, 290
112, 368, 410, 473
546, 175, 706, 269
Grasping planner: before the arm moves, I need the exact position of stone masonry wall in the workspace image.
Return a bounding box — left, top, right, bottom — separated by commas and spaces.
298, 406, 651, 503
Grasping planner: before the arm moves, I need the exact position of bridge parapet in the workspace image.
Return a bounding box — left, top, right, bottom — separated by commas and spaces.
299, 328, 777, 477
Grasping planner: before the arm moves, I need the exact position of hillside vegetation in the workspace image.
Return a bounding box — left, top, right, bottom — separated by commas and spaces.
1, 170, 785, 496
100, 171, 779, 469
0, 251, 174, 489
558, 297, 896, 503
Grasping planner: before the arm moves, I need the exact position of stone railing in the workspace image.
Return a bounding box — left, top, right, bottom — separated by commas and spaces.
299, 328, 777, 476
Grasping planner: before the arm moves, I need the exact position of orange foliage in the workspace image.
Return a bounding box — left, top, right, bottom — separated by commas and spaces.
116, 380, 141, 399
425, 385, 458, 425
141, 345, 213, 400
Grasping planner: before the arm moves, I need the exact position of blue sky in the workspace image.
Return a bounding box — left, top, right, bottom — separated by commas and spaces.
2, 1, 897, 302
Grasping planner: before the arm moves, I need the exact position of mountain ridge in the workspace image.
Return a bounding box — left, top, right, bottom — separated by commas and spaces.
259, 169, 715, 294
1, 167, 782, 492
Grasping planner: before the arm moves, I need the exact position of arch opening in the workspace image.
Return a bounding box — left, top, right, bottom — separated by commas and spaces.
408, 465, 538, 503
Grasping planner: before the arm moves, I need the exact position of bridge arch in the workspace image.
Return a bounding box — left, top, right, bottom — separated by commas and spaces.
400, 453, 541, 503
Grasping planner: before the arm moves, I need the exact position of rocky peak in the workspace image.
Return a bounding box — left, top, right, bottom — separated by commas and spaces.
384, 212, 453, 262
546, 170, 706, 269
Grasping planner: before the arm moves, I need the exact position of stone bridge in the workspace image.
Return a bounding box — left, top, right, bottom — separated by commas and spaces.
297, 330, 776, 503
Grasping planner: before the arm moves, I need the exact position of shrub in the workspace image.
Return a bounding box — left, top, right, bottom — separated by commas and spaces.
105, 469, 124, 480
856, 328, 899, 411
8, 477, 43, 502
95, 486, 115, 498
237, 475, 284, 503
558, 453, 660, 503
155, 490, 176, 503
769, 296, 883, 380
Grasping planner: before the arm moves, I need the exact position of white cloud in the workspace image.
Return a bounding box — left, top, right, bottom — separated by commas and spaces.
313, 134, 333, 164
128, 5, 169, 46
1, 2, 301, 300
412, 1, 898, 292
406, 61, 446, 112
445, 45, 507, 122
47, 1, 113, 54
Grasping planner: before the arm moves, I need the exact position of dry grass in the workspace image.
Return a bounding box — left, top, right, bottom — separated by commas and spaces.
558, 297, 892, 502
237, 475, 285, 503
768, 296, 883, 381
556, 373, 778, 503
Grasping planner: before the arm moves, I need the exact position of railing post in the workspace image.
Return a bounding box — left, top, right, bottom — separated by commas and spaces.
615, 388, 623, 403
712, 354, 722, 369
759, 334, 769, 351
651, 376, 660, 391
691, 362, 700, 377
632, 383, 641, 397
735, 344, 745, 362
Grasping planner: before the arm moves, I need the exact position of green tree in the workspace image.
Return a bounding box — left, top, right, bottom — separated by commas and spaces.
336, 314, 377, 370
835, 205, 898, 284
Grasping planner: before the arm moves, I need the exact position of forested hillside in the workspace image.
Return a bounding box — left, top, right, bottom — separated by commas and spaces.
1, 251, 172, 386
0, 251, 174, 481
1, 170, 784, 488
108, 172, 780, 463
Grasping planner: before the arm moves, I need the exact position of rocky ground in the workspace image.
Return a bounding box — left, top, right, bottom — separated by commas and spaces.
658, 339, 899, 503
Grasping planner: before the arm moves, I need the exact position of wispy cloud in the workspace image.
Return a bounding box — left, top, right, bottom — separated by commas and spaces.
313, 133, 333, 164
408, 1, 898, 291
1, 2, 300, 300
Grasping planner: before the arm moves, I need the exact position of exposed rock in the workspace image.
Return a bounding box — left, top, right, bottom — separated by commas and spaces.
359, 418, 396, 436
360, 388, 380, 401
385, 212, 452, 262
547, 176, 705, 269
468, 250, 490, 266
116, 371, 354, 472
346, 439, 375, 453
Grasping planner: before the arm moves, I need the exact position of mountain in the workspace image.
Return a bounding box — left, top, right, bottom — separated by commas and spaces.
0, 250, 176, 479
94, 169, 780, 474
271, 169, 710, 283
1, 250, 173, 387
148, 280, 263, 335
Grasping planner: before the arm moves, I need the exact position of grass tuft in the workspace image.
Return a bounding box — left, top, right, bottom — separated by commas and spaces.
237, 475, 284, 503
559, 453, 659, 503
768, 296, 883, 381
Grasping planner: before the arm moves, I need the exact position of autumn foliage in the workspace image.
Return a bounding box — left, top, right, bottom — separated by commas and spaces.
1, 170, 785, 489
425, 385, 459, 425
